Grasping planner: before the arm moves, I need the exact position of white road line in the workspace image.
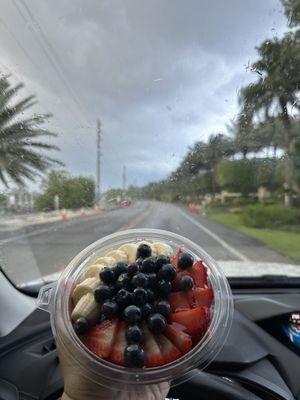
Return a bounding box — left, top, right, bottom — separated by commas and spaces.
178, 209, 250, 261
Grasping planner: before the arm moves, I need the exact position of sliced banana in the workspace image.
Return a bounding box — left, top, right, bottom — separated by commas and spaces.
153, 242, 173, 257
92, 256, 115, 267
71, 292, 100, 322
84, 264, 106, 279
137, 240, 157, 257
118, 243, 137, 263
72, 277, 100, 305
105, 249, 127, 263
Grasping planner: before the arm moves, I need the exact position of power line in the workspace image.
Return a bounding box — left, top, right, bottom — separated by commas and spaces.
12, 0, 87, 124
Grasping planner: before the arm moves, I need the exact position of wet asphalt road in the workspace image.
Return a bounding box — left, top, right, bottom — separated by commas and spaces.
0, 201, 296, 285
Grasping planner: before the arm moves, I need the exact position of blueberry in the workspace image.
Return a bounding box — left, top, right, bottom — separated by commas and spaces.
147, 313, 166, 334
127, 262, 139, 276
147, 273, 157, 289
146, 289, 156, 303
132, 273, 148, 288
141, 257, 156, 273
132, 287, 147, 306
115, 261, 128, 276
74, 317, 90, 335
156, 300, 171, 317
97, 313, 108, 324
94, 285, 113, 303
102, 301, 119, 319
123, 305, 142, 324
142, 303, 154, 319
158, 264, 177, 281
124, 344, 145, 367
136, 257, 144, 266
125, 324, 144, 344
115, 289, 132, 308
178, 252, 194, 270
117, 273, 132, 290
179, 275, 194, 290
100, 267, 116, 284
157, 280, 172, 296
137, 244, 152, 259
155, 255, 170, 272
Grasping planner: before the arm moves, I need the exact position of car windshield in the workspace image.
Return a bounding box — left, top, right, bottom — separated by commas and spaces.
1, 0, 300, 288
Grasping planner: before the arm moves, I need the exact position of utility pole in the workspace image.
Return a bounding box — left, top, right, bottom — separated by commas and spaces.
122, 165, 127, 192
96, 119, 102, 206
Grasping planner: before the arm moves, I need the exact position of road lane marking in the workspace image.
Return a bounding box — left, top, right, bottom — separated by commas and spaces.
118, 203, 154, 231
178, 209, 250, 261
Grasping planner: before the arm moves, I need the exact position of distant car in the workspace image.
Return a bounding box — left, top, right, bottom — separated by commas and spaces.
120, 200, 130, 208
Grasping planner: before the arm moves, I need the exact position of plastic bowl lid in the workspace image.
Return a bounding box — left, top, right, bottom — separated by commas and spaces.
42, 228, 233, 390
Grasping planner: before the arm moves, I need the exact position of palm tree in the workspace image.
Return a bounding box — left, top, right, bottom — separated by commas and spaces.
282, 0, 300, 26
0, 75, 63, 187
240, 32, 300, 206
204, 133, 234, 196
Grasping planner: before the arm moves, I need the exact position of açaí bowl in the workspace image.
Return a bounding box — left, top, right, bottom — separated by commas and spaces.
37, 228, 233, 390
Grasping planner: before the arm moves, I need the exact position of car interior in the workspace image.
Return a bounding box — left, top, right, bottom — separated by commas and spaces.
1, 268, 299, 400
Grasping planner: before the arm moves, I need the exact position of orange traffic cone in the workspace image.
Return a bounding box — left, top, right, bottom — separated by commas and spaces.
61, 209, 68, 221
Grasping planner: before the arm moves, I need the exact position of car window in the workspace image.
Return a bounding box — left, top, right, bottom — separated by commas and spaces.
0, 0, 300, 288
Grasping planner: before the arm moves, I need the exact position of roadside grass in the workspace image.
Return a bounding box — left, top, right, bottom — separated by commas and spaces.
208, 212, 300, 263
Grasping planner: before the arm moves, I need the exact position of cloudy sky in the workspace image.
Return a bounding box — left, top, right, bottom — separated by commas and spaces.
0, 0, 288, 191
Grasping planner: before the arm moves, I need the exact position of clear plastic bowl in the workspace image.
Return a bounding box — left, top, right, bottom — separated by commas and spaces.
37, 228, 233, 390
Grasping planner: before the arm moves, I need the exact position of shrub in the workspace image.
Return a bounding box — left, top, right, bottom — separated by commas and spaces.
241, 205, 300, 229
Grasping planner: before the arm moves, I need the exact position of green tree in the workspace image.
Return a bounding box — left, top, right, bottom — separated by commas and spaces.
240, 32, 300, 206
282, 0, 300, 26
205, 133, 234, 196
0, 75, 63, 187
216, 159, 257, 195
35, 170, 95, 211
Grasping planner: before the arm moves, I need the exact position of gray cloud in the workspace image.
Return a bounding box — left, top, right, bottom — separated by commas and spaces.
0, 0, 287, 190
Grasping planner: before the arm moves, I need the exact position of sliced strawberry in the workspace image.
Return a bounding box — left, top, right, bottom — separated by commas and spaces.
168, 291, 190, 313
82, 319, 117, 358
142, 323, 164, 367
109, 321, 127, 366
171, 246, 184, 268
186, 288, 213, 308
164, 324, 192, 355
189, 261, 208, 288
169, 307, 207, 336
155, 334, 181, 364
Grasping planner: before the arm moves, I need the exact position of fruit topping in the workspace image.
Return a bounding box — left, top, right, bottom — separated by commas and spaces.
147, 313, 167, 334
123, 305, 142, 324
72, 241, 213, 369
82, 319, 117, 358
124, 344, 145, 367
73, 317, 90, 335
156, 300, 171, 317
169, 307, 207, 336
137, 243, 152, 259
179, 275, 194, 291
178, 252, 194, 270
155, 334, 181, 364
186, 288, 213, 308
125, 324, 144, 344
164, 324, 192, 354
143, 323, 164, 367
168, 291, 190, 313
